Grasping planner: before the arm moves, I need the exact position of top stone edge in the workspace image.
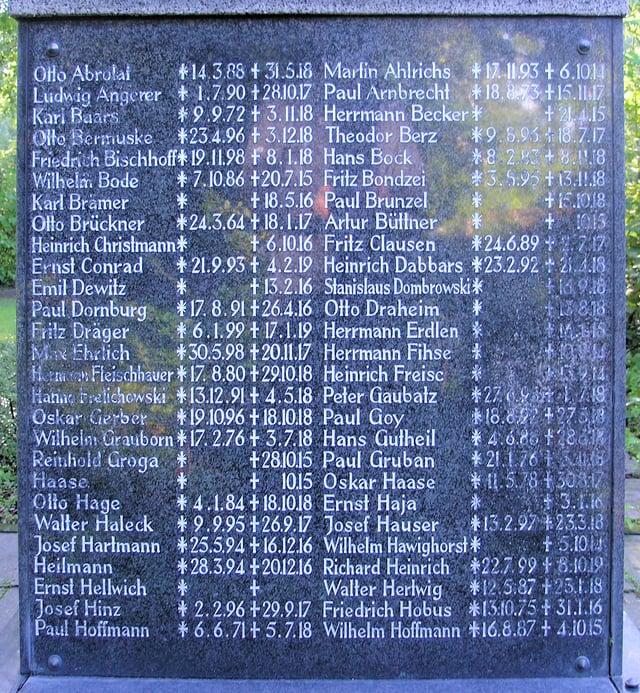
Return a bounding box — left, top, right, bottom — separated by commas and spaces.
8, 0, 630, 17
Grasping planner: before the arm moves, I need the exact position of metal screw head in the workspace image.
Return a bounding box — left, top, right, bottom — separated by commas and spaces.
47, 654, 62, 670
575, 655, 591, 672
626, 678, 640, 690
46, 41, 60, 58
578, 39, 592, 55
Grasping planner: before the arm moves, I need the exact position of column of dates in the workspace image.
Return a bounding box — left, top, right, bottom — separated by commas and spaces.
175, 60, 252, 641
543, 56, 611, 641
246, 61, 316, 642
468, 59, 549, 642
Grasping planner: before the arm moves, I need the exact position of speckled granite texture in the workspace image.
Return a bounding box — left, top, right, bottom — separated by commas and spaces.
8, 0, 630, 16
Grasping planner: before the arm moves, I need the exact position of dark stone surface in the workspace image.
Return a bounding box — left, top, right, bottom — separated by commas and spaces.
16, 15, 625, 685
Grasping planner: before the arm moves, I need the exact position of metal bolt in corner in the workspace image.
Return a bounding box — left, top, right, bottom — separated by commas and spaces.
47, 654, 63, 670
46, 41, 60, 58
574, 655, 591, 673
578, 38, 591, 55
626, 678, 640, 690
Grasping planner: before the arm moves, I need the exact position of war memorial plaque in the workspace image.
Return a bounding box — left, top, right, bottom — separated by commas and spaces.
12, 1, 627, 689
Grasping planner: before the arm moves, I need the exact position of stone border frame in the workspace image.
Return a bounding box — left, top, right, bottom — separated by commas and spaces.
8, 0, 630, 17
